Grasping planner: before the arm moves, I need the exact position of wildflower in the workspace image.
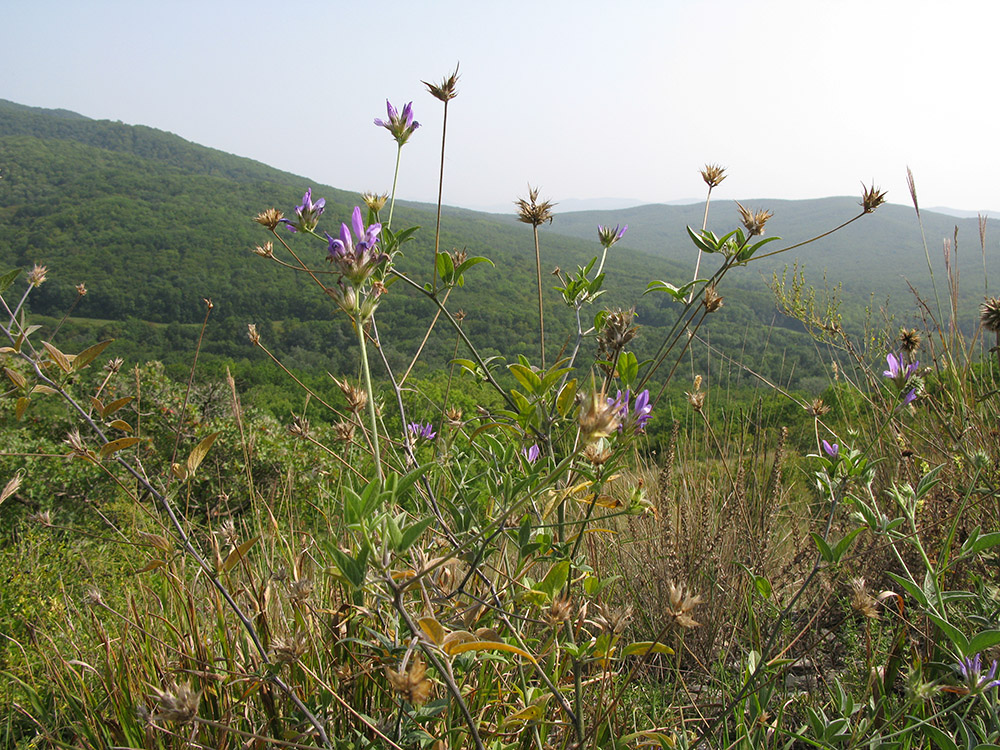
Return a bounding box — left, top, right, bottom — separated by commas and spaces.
597, 308, 639, 358
545, 595, 573, 627
808, 398, 830, 417
610, 389, 653, 433
288, 415, 310, 440
883, 352, 919, 382
423, 65, 460, 102
597, 224, 628, 250
83, 586, 103, 607
578, 389, 621, 443
150, 683, 200, 724
215, 519, 238, 546
956, 653, 1000, 694
700, 163, 727, 189
327, 206, 385, 286
326, 279, 358, 316
247, 324, 260, 345
736, 202, 773, 236
374, 100, 420, 146
822, 440, 839, 458
861, 183, 887, 213
281, 189, 325, 233
27, 264, 47, 288
332, 377, 368, 414
589, 603, 633, 635
333, 422, 355, 443
252, 241, 274, 258
105, 357, 124, 374
386, 657, 434, 705
254, 208, 284, 230
582, 442, 612, 466
686, 376, 705, 412
409, 422, 437, 441
75, 283, 87, 296
445, 407, 463, 427
522, 444, 540, 463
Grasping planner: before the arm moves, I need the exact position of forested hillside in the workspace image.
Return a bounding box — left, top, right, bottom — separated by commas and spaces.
0, 98, 907, 397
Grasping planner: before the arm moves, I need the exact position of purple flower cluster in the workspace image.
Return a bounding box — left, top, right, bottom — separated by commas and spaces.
883, 353, 919, 406
609, 389, 652, 433
522, 444, 540, 464
327, 206, 385, 286
822, 440, 839, 458
374, 100, 420, 146
283, 188, 325, 233
408, 422, 437, 441
957, 653, 1000, 694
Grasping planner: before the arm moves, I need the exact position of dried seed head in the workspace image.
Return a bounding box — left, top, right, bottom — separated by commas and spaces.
215, 519, 238, 546
361, 191, 389, 214
849, 577, 879, 619
981, 298, 1000, 333
332, 377, 368, 414
582, 442, 612, 466
577, 390, 621, 443
150, 683, 200, 724
27, 264, 48, 288
247, 324, 260, 345
899, 327, 922, 353
515, 186, 556, 227
29, 509, 53, 526
700, 163, 727, 189
65, 429, 90, 458
703, 285, 723, 312
686, 377, 705, 412
451, 248, 468, 266
590, 604, 633, 635
271, 630, 310, 664
83, 586, 104, 607
75, 283, 87, 296
736, 202, 773, 236
545, 595, 573, 627
333, 421, 356, 443
254, 208, 284, 230
288, 415, 310, 440
453, 309, 466, 323
808, 398, 831, 417
1, 473, 23, 505
105, 357, 124, 374
597, 307, 639, 357
666, 582, 704, 629
445, 407, 463, 427
423, 64, 461, 102
252, 241, 274, 258
861, 183, 887, 213
288, 578, 313, 604
386, 657, 434, 705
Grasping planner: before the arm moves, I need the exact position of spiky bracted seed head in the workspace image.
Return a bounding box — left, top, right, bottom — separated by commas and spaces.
423, 64, 461, 102
700, 163, 727, 189
515, 186, 556, 227
861, 183, 886, 213
980, 297, 1000, 333
736, 203, 773, 237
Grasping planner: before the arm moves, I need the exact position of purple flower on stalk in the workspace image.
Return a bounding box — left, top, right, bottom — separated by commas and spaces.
822, 440, 839, 458
883, 353, 919, 383
327, 206, 385, 286
956, 653, 1000, 694
608, 389, 653, 433
374, 100, 420, 146
522, 444, 540, 464
282, 188, 326, 233
597, 224, 628, 250
408, 422, 436, 441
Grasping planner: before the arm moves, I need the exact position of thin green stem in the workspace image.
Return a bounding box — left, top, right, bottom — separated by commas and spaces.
534, 224, 546, 367
432, 100, 449, 293
387, 144, 403, 231
355, 316, 383, 480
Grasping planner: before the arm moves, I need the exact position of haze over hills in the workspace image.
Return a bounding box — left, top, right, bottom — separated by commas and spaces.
2, 97, 997, 399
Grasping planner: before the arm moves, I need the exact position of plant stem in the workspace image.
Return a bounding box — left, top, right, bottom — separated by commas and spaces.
355, 316, 383, 480
432, 99, 449, 293
534, 224, 546, 368
387, 144, 403, 231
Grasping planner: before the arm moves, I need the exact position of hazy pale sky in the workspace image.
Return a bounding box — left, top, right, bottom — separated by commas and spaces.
4, 0, 998, 213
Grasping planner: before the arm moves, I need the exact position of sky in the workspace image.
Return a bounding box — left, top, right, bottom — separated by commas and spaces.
4, 0, 999, 214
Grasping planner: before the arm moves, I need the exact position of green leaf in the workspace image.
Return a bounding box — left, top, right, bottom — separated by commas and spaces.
965, 531, 1000, 557
968, 630, 1000, 656
536, 560, 570, 599
556, 379, 577, 417
926, 612, 969, 656
222, 535, 260, 573
618, 351, 639, 388
399, 516, 435, 552
0, 268, 21, 294
831, 527, 865, 563
186, 431, 219, 477
622, 641, 674, 657
924, 725, 959, 750
885, 571, 929, 607
330, 546, 369, 589
810, 532, 834, 564
509, 363, 542, 394
72, 339, 114, 372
